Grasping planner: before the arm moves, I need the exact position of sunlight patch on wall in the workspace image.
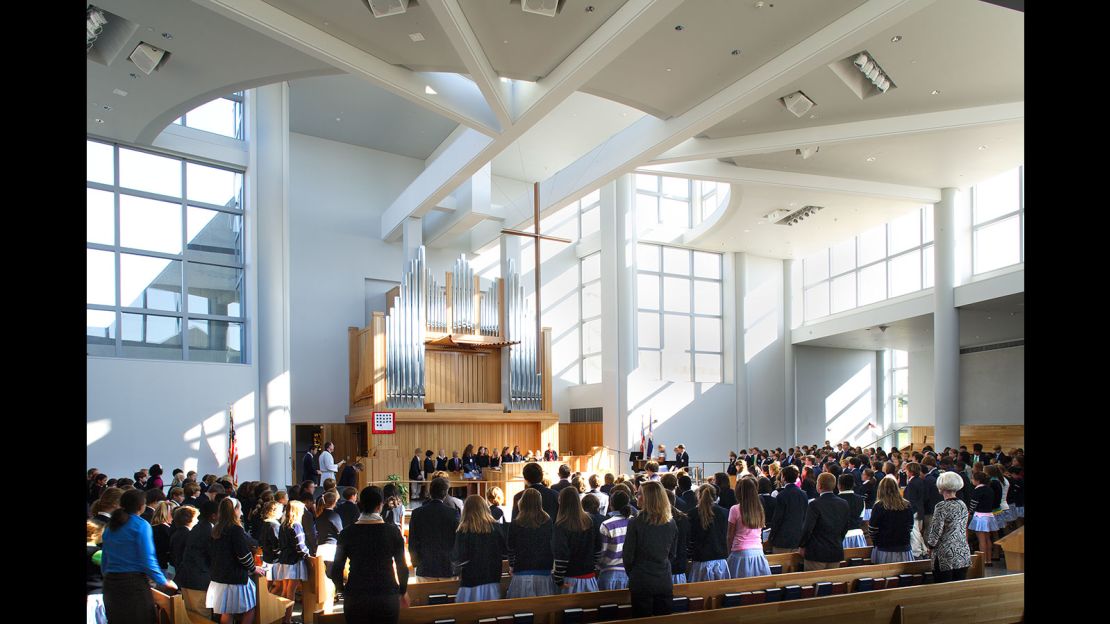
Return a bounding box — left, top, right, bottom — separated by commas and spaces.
87, 419, 112, 446
266, 371, 292, 446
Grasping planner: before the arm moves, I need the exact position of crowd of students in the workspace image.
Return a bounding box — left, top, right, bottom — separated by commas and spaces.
85, 440, 1023, 623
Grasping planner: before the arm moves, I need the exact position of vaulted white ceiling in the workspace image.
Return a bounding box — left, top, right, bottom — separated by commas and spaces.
87, 0, 1023, 258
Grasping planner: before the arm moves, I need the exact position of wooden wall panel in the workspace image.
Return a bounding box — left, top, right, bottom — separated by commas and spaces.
425, 349, 501, 404
559, 423, 603, 456
366, 422, 542, 483
908, 425, 1024, 451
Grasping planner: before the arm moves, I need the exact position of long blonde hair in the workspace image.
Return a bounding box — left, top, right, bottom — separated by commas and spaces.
637, 481, 672, 526
696, 484, 717, 530
458, 494, 495, 534
513, 488, 550, 529
876, 475, 908, 511
282, 500, 306, 530
735, 477, 765, 529
151, 500, 174, 526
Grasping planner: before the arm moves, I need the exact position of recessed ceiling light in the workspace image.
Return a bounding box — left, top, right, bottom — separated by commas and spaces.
102, 105, 112, 111
930, 89, 940, 95
94, 118, 104, 124
585, 5, 595, 12
129, 73, 138, 79
425, 86, 437, 95
162, 32, 173, 40
409, 32, 425, 42
744, 229, 751, 233
503, 40, 509, 44
335, 117, 341, 122
731, 49, 741, 56
890, 35, 902, 43
674, 25, 684, 31
978, 145, 988, 150
113, 88, 128, 97
865, 156, 876, 162
665, 68, 672, 72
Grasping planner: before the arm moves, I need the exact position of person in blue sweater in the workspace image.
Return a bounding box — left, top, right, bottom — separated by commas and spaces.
101, 488, 178, 624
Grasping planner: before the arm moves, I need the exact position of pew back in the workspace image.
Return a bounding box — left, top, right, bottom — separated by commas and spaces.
151, 588, 210, 624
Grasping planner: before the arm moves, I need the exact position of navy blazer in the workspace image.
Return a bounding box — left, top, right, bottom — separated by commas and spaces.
408, 499, 460, 578
799, 492, 852, 563
768, 483, 808, 549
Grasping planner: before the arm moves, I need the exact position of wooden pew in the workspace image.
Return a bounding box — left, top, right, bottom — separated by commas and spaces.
317, 555, 984, 624
995, 526, 1024, 572
302, 556, 337, 624
152, 588, 212, 624
630, 574, 1023, 624
258, 577, 296, 624
404, 548, 873, 605
408, 559, 510, 581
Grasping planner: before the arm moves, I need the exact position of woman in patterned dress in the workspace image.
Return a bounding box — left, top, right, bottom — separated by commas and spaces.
925, 471, 973, 582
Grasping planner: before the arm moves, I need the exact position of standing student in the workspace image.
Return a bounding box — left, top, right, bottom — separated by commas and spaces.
836, 473, 868, 549
598, 489, 634, 590
903, 462, 926, 533
726, 478, 770, 578
506, 489, 556, 598
868, 476, 915, 563
409, 448, 424, 502
688, 484, 730, 582
714, 472, 737, 509
101, 489, 178, 624
257, 500, 282, 587
486, 486, 507, 523
408, 477, 459, 582
925, 472, 972, 582
768, 465, 807, 554
168, 505, 199, 582
382, 483, 405, 531
336, 487, 360, 529
273, 500, 311, 624
87, 520, 107, 624
451, 495, 507, 602
511, 462, 560, 520
799, 473, 852, 571
435, 450, 449, 473
968, 471, 996, 567
665, 490, 690, 584
859, 468, 877, 523
338, 461, 361, 489
623, 481, 678, 617
985, 464, 1010, 537
206, 498, 265, 624
553, 486, 603, 593
177, 499, 218, 617
149, 500, 175, 572
329, 485, 409, 624
585, 474, 610, 515
316, 491, 344, 564
302, 445, 320, 484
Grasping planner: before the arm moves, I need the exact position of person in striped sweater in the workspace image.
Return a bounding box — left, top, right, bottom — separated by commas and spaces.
598, 489, 634, 590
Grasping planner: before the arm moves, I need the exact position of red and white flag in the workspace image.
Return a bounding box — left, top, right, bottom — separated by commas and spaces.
228, 406, 238, 485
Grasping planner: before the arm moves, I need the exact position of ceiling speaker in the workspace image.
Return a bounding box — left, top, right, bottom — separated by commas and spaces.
522, 0, 560, 17
781, 91, 815, 118
364, 0, 409, 18
128, 42, 166, 75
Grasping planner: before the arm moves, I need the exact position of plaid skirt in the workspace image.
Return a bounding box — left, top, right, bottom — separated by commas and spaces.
206, 582, 257, 614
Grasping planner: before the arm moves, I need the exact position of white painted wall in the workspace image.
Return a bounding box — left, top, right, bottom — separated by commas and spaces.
741, 254, 789, 448
908, 349, 935, 427
794, 346, 880, 446
960, 345, 1024, 424
87, 358, 260, 481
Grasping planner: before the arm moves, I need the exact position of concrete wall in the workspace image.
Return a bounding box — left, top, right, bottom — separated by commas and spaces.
794, 345, 880, 446
960, 345, 1024, 424
87, 358, 260, 481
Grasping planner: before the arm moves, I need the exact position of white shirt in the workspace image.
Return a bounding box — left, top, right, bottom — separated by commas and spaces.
318, 450, 341, 482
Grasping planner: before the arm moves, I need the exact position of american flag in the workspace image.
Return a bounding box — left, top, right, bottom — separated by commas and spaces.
228, 406, 238, 484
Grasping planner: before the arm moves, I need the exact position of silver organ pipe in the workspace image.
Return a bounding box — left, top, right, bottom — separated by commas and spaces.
506, 259, 541, 410
386, 246, 428, 408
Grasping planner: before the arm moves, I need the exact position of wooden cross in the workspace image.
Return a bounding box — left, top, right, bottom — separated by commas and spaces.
500, 182, 572, 379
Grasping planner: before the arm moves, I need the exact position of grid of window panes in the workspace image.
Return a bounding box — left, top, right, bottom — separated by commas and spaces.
635, 243, 723, 382
580, 252, 602, 384
87, 139, 246, 363
888, 349, 909, 425
802, 206, 935, 322
635, 174, 730, 235
972, 166, 1023, 275
174, 91, 245, 140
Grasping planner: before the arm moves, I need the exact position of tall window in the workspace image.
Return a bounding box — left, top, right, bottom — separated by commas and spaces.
580, 252, 602, 384
888, 349, 909, 425
635, 173, 730, 235
174, 91, 245, 140
87, 139, 246, 362
972, 166, 1023, 274
636, 243, 723, 382
802, 206, 934, 323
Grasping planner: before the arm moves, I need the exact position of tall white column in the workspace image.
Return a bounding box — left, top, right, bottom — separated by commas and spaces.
733, 253, 749, 450
933, 188, 960, 449
402, 217, 422, 263
613, 174, 637, 461
253, 82, 292, 485
783, 258, 796, 446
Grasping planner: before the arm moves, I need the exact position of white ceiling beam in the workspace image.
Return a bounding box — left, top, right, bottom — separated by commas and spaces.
653, 102, 1025, 163
192, 0, 501, 136
638, 160, 941, 204
379, 0, 679, 240
426, 0, 513, 131
496, 0, 934, 238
